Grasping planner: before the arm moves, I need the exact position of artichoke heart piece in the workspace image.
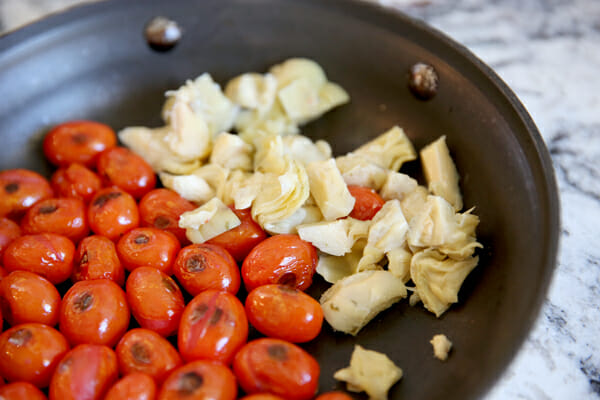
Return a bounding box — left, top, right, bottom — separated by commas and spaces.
224, 72, 277, 112
353, 126, 417, 171
269, 58, 327, 89
297, 218, 370, 256
306, 158, 355, 221
263, 205, 322, 235
179, 197, 241, 243
316, 240, 367, 284
420, 135, 463, 211
165, 100, 212, 161
209, 132, 254, 172
335, 154, 388, 190
159, 172, 214, 204
254, 135, 287, 174
379, 171, 419, 201
430, 334, 453, 361
386, 244, 413, 284
281, 135, 332, 166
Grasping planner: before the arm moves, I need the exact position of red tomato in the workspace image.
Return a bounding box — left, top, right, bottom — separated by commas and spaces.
116, 328, 182, 384
126, 267, 185, 337
117, 227, 180, 275
158, 360, 237, 400
173, 243, 240, 296
59, 279, 130, 347
138, 188, 196, 245
207, 207, 268, 262
245, 284, 323, 343
315, 392, 354, 400
239, 395, 286, 400
0, 323, 69, 387
233, 338, 319, 400
96, 147, 156, 199
0, 217, 21, 260
0, 169, 53, 220
0, 271, 61, 326
347, 185, 385, 221
49, 344, 118, 400
0, 382, 48, 400
3, 233, 74, 284
50, 163, 102, 203
43, 120, 117, 167
104, 372, 157, 400
20, 198, 89, 243
241, 234, 317, 292
178, 290, 248, 364
88, 187, 139, 241
72, 235, 124, 285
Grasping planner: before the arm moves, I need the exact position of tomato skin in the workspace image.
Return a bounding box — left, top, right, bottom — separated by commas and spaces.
104, 372, 157, 400
43, 120, 117, 168
233, 338, 320, 400
117, 227, 180, 275
126, 267, 185, 337
347, 186, 385, 221
139, 188, 196, 246
96, 147, 156, 199
72, 235, 124, 285
21, 197, 89, 243
3, 233, 74, 284
173, 244, 240, 296
178, 290, 248, 365
207, 207, 268, 262
88, 187, 139, 241
49, 344, 118, 400
0, 169, 54, 220
245, 284, 323, 343
0, 217, 21, 260
50, 163, 102, 203
158, 360, 237, 400
0, 271, 61, 326
0, 382, 48, 400
116, 328, 182, 384
59, 279, 130, 347
315, 392, 354, 400
241, 234, 318, 292
0, 323, 69, 388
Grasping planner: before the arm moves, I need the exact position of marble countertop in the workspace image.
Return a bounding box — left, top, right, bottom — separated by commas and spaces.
1, 0, 599, 398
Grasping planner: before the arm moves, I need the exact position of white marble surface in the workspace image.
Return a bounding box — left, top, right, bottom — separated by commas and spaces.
1, 0, 599, 399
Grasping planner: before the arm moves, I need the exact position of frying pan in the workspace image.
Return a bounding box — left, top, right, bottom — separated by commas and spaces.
0, 0, 560, 398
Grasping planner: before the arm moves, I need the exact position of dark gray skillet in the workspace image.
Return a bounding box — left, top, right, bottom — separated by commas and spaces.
0, 0, 559, 398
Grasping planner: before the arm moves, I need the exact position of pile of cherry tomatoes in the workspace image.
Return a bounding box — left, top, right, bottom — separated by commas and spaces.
0, 120, 386, 400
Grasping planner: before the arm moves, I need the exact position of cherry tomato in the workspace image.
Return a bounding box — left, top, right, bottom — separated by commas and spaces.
241, 234, 317, 292
347, 185, 385, 221
245, 284, 323, 343
116, 328, 182, 384
139, 188, 196, 245
315, 392, 354, 400
126, 267, 184, 337
0, 217, 21, 260
0, 271, 61, 326
239, 395, 286, 400
233, 338, 320, 400
49, 344, 118, 400
0, 169, 53, 220
72, 235, 124, 285
20, 198, 89, 243
96, 147, 156, 199
43, 120, 117, 167
117, 227, 180, 275
178, 290, 248, 364
0, 323, 69, 387
173, 244, 240, 296
0, 382, 48, 400
158, 360, 237, 400
59, 279, 130, 347
207, 207, 268, 262
3, 233, 74, 284
104, 372, 157, 400
50, 163, 102, 203
88, 187, 139, 241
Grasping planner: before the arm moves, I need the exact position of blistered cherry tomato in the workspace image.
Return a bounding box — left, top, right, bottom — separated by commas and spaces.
43, 120, 117, 167
0, 382, 48, 400
49, 344, 118, 400
347, 185, 385, 221
104, 372, 157, 400
233, 338, 319, 400
0, 169, 53, 220
242, 234, 317, 292
96, 147, 156, 199
117, 227, 180, 275
173, 243, 240, 296
158, 360, 237, 400
59, 279, 130, 347
3, 233, 74, 284
245, 284, 323, 343
21, 198, 89, 243
0, 271, 61, 326
315, 392, 354, 400
116, 328, 182, 384
72, 235, 124, 285
0, 323, 69, 387
126, 267, 184, 337
50, 163, 102, 203
88, 187, 139, 241
0, 217, 21, 260
139, 188, 196, 245
207, 207, 268, 262
239, 394, 286, 400
178, 290, 248, 364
